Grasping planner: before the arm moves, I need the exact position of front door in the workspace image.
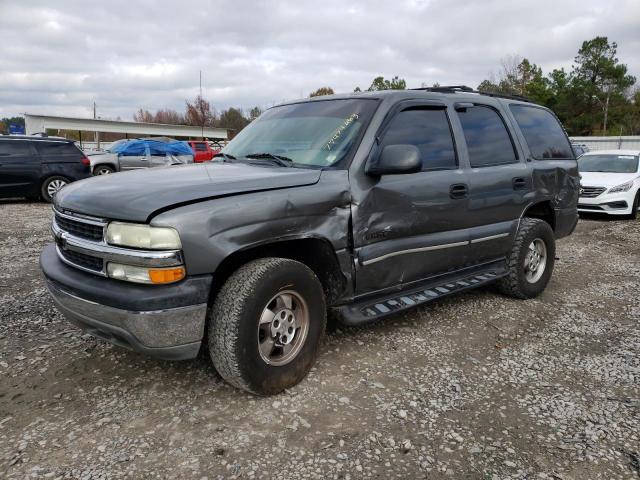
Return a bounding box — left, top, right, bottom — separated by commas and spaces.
351, 102, 470, 296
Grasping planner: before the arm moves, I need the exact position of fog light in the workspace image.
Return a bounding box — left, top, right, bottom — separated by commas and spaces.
107, 263, 185, 284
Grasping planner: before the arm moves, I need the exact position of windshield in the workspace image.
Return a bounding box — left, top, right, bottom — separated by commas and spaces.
578, 154, 639, 173
222, 99, 378, 168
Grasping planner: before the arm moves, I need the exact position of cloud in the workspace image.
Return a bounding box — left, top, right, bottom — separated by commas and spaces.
0, 0, 638, 120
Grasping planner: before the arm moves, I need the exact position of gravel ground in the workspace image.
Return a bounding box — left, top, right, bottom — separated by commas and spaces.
0, 199, 639, 480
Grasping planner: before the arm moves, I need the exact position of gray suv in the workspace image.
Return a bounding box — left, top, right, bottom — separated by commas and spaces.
40, 87, 579, 395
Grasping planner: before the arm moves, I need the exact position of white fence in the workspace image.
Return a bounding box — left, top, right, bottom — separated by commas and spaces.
570, 136, 640, 151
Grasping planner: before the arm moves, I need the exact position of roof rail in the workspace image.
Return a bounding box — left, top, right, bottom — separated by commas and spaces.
411, 85, 533, 103
412, 85, 475, 93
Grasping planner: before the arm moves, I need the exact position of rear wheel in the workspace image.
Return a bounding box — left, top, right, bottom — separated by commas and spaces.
93, 165, 115, 175
41, 176, 69, 203
208, 258, 326, 395
497, 218, 555, 299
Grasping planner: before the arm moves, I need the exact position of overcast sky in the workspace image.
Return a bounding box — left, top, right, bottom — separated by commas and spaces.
1, 0, 638, 120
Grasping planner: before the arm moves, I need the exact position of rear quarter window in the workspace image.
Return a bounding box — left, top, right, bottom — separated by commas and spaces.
35, 142, 83, 158
509, 105, 574, 159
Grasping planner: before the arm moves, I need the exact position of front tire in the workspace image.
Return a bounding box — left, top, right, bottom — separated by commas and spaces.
208, 258, 326, 395
41, 176, 69, 203
497, 218, 555, 299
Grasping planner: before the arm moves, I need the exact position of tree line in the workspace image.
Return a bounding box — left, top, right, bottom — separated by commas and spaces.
133, 97, 262, 137
309, 36, 638, 137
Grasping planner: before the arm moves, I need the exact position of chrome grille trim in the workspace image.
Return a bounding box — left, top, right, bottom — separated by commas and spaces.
51, 208, 184, 276
579, 186, 606, 198
53, 207, 108, 227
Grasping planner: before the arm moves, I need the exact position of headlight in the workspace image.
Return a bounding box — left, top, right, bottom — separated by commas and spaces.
106, 222, 181, 250
107, 263, 185, 284
608, 181, 634, 194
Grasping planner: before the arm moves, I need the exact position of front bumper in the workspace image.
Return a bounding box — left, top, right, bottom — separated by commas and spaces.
41, 243, 212, 360
578, 191, 634, 215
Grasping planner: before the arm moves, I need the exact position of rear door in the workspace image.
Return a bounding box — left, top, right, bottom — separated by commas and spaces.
35, 141, 88, 180
0, 140, 41, 196
352, 101, 470, 295
453, 102, 531, 263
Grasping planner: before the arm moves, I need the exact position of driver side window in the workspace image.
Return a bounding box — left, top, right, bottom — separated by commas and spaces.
380, 107, 457, 171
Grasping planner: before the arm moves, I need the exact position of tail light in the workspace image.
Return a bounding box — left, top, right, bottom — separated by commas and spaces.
81, 156, 90, 166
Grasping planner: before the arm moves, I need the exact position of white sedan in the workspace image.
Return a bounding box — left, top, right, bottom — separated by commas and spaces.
578, 149, 640, 219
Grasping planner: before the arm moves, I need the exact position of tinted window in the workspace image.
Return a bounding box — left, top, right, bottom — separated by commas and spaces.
194, 142, 207, 151
458, 106, 517, 167
0, 140, 32, 156
510, 105, 573, 159
380, 108, 456, 171
35, 142, 82, 157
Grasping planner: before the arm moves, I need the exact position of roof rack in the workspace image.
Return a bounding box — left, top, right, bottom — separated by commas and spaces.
411, 85, 532, 103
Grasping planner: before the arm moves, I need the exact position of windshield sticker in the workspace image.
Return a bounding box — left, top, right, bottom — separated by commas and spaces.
324, 113, 360, 150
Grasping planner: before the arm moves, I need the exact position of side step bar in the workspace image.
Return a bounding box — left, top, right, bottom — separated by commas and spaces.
337, 267, 507, 326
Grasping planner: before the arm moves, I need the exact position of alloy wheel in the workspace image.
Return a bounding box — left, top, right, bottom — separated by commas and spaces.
47, 179, 67, 198
524, 238, 547, 283
257, 290, 309, 366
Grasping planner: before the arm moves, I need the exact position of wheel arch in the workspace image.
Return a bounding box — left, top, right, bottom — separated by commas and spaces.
210, 236, 349, 307
93, 162, 117, 173
522, 200, 556, 232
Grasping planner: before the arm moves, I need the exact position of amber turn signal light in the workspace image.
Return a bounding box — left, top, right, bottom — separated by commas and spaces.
148, 267, 186, 284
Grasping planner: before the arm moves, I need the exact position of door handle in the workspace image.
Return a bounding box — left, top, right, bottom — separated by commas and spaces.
512, 177, 527, 190
449, 183, 468, 199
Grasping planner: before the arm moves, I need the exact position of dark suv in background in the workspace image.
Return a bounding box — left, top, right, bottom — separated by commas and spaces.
0, 135, 91, 202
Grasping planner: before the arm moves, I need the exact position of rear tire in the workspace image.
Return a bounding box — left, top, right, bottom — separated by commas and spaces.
93, 165, 115, 175
208, 258, 326, 395
497, 218, 555, 299
41, 176, 69, 203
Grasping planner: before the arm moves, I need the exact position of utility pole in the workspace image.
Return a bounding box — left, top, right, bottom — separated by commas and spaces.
93, 101, 100, 150
200, 70, 204, 140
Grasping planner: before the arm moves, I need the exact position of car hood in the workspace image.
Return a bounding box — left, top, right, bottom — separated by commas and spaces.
579, 171, 639, 187
55, 163, 322, 222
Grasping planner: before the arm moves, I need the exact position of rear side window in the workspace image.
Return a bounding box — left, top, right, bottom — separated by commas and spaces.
380, 107, 457, 171
509, 105, 574, 159
457, 106, 517, 168
194, 142, 207, 151
0, 140, 32, 156
35, 142, 82, 157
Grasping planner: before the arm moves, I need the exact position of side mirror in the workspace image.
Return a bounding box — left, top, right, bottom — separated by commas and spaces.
366, 144, 422, 176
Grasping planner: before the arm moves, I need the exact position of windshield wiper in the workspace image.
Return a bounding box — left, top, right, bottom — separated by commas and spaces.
244, 152, 295, 167
212, 152, 237, 162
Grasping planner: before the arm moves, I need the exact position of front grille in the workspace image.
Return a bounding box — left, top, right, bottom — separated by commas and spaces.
55, 213, 104, 241
580, 186, 606, 198
58, 244, 104, 272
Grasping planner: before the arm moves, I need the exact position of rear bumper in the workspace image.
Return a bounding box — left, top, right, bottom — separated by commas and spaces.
40, 243, 212, 360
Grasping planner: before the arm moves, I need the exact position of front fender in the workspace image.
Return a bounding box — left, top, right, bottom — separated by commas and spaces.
151, 170, 352, 276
